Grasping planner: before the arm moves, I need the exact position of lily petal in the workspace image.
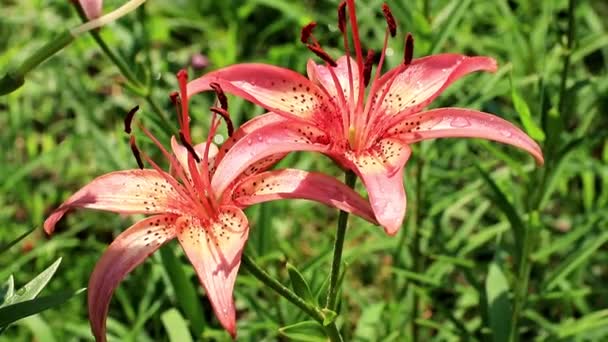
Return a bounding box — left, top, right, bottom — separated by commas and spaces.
186, 64, 330, 122
78, 0, 103, 19
170, 136, 218, 176
176, 206, 249, 337
374, 54, 497, 118
232, 169, 377, 224
307, 56, 360, 108
348, 144, 412, 235
88, 214, 178, 342
44, 170, 183, 234
211, 122, 330, 198
387, 107, 544, 164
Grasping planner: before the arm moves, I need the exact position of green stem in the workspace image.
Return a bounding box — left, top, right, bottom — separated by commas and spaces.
241, 253, 343, 342
17, 31, 74, 76
410, 159, 424, 342
558, 0, 576, 118
325, 171, 357, 311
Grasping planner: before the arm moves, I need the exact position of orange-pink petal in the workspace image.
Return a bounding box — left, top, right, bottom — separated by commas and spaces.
307, 56, 360, 109
88, 214, 178, 342
44, 170, 183, 234
373, 54, 497, 118
232, 169, 377, 224
387, 107, 544, 164
175, 207, 249, 337
186, 63, 330, 122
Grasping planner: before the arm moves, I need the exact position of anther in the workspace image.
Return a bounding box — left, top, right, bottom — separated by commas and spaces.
210, 107, 234, 137
338, 1, 347, 33
300, 22, 317, 44
124, 105, 139, 134
169, 91, 179, 105
129, 135, 144, 169
210, 82, 228, 111
363, 49, 375, 87
306, 44, 338, 67
403, 33, 414, 65
179, 132, 201, 162
382, 3, 397, 38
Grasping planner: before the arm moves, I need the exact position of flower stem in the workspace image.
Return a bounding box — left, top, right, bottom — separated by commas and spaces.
241, 253, 343, 342
325, 170, 357, 311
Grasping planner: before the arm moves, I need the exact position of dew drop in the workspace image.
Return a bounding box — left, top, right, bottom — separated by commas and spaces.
500, 129, 512, 137
386, 47, 394, 57
256, 135, 264, 142
246, 138, 253, 145
214, 134, 225, 144
450, 117, 471, 128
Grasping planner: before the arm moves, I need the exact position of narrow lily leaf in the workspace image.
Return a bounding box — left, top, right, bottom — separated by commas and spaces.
556, 309, 608, 338
158, 246, 206, 336
4, 258, 61, 307
287, 263, 315, 304
475, 165, 525, 263
0, 276, 14, 306
161, 308, 193, 342
0, 226, 37, 255
511, 76, 545, 141
544, 231, 608, 290
485, 261, 511, 342
0, 288, 85, 327
278, 320, 327, 342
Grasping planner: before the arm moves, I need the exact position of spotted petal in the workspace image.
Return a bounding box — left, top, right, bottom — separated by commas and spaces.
44, 170, 183, 234
170, 136, 219, 176
176, 207, 249, 337
346, 143, 413, 235
212, 122, 330, 198
307, 56, 360, 109
373, 54, 497, 118
232, 169, 377, 224
187, 64, 331, 122
387, 107, 544, 164
88, 214, 178, 342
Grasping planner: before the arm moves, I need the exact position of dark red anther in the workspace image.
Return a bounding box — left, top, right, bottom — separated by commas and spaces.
403, 33, 414, 65
179, 132, 201, 163
300, 22, 317, 44
129, 135, 144, 169
124, 105, 139, 134
382, 3, 397, 38
210, 107, 234, 137
363, 49, 375, 87
210, 82, 228, 111
306, 44, 338, 67
169, 91, 179, 105
338, 1, 347, 33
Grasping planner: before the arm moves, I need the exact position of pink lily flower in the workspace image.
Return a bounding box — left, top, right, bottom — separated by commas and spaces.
43, 71, 376, 340
75, 0, 103, 19
186, 0, 544, 235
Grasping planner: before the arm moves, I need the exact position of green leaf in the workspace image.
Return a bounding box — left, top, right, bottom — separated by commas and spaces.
287, 263, 314, 304
278, 320, 326, 342
159, 246, 206, 336
161, 308, 193, 342
0, 276, 14, 306
3, 258, 61, 307
544, 232, 608, 290
18, 315, 57, 342
320, 308, 337, 326
510, 76, 546, 141
486, 261, 511, 342
353, 302, 385, 341
0, 288, 85, 327
0, 226, 37, 255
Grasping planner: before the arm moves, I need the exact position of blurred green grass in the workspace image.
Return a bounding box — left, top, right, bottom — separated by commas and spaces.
0, 0, 607, 341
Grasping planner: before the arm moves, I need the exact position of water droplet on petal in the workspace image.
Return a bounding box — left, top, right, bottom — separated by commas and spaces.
441, 68, 448, 73
214, 134, 224, 144
500, 129, 512, 137
246, 138, 253, 145
257, 135, 264, 142
450, 117, 471, 128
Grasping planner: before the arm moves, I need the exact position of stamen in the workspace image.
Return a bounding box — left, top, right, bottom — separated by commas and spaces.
179, 132, 201, 163
124, 105, 139, 134
176, 69, 191, 141
307, 44, 338, 67
209, 82, 228, 110
363, 49, 375, 87
300, 22, 317, 43
129, 135, 144, 169
338, 1, 347, 33
404, 33, 414, 65
382, 3, 397, 38
210, 107, 234, 136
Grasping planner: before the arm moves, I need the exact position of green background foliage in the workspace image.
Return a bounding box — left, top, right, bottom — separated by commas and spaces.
1, 0, 607, 340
